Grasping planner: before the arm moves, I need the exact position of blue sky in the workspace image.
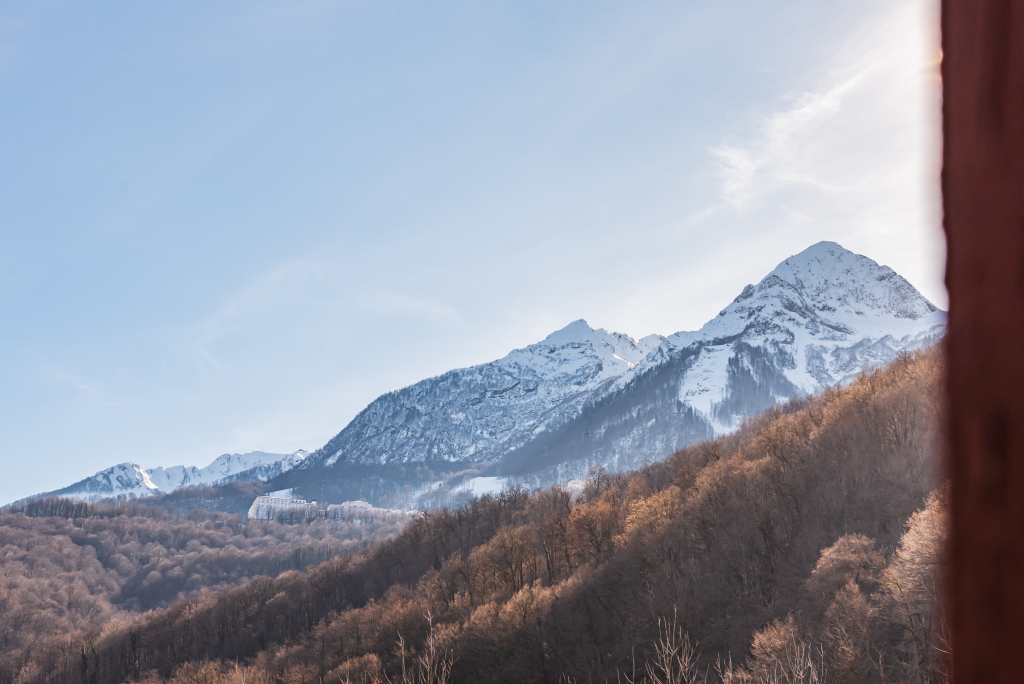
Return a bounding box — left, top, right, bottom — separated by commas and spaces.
0, 0, 943, 503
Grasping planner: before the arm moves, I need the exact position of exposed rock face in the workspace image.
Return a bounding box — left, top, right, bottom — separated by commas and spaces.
310, 321, 663, 469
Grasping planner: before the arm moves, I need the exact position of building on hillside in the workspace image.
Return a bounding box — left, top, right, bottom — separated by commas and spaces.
326, 500, 374, 519
247, 495, 319, 520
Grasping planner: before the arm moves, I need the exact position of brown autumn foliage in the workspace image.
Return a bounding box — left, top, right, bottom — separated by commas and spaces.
1, 349, 947, 684
0, 501, 410, 674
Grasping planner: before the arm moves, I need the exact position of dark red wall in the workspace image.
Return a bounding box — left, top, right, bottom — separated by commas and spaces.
942, 1, 1024, 681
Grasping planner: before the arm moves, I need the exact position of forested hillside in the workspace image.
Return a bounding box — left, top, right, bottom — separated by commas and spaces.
2, 350, 946, 684
0, 500, 410, 676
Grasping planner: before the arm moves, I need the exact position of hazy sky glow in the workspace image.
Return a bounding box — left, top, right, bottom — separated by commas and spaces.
0, 0, 943, 503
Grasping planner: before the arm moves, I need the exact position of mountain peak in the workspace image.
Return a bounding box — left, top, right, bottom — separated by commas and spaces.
759, 241, 938, 321
767, 241, 864, 287
793, 240, 848, 258
534, 320, 660, 367
540, 319, 595, 346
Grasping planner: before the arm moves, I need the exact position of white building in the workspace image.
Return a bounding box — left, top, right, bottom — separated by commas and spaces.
325, 500, 421, 520
326, 500, 373, 518
247, 495, 318, 520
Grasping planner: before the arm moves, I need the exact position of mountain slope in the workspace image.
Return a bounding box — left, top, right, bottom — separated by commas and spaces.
306, 321, 662, 470
639, 240, 943, 432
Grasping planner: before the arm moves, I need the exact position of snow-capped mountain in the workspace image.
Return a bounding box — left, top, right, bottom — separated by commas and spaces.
287, 242, 943, 504
38, 450, 308, 502
26, 242, 944, 510
631, 241, 945, 434
497, 242, 944, 484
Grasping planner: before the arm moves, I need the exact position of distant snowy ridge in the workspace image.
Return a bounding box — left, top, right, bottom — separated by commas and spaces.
37, 450, 308, 502
146, 450, 309, 491
39, 463, 164, 502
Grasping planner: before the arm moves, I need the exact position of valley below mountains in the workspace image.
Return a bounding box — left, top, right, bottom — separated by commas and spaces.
32, 241, 945, 511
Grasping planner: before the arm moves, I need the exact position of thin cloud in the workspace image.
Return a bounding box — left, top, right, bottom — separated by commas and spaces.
181, 252, 459, 372
714, 77, 861, 207
356, 291, 459, 319
711, 2, 938, 212
39, 367, 133, 409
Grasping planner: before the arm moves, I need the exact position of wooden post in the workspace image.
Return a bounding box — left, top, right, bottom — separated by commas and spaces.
942, 1, 1024, 682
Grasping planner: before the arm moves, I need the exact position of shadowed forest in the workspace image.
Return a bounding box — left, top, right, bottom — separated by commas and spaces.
1, 350, 946, 684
